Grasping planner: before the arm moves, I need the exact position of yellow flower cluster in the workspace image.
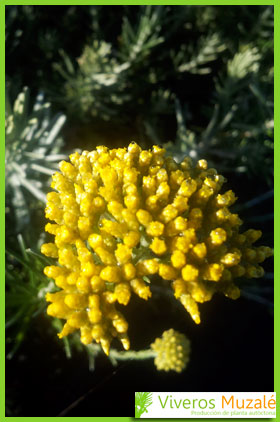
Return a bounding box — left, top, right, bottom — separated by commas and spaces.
41, 142, 273, 355
151, 329, 191, 372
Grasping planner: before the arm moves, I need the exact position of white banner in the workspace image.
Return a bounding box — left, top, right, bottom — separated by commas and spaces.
135, 392, 276, 418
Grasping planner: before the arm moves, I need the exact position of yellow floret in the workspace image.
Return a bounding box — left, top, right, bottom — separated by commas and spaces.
80, 326, 94, 345
136, 209, 153, 226
95, 247, 116, 265
149, 238, 167, 255
192, 243, 207, 260
122, 209, 139, 231
181, 265, 199, 282
114, 243, 132, 265
59, 322, 78, 338
59, 161, 78, 180
81, 261, 98, 277
172, 195, 189, 213
76, 276, 91, 293
114, 283, 131, 305
146, 221, 165, 237
121, 262, 137, 280
142, 259, 159, 274
142, 176, 157, 196
123, 231, 140, 248
100, 220, 126, 238
178, 178, 197, 197
179, 293, 201, 324
88, 233, 103, 250
124, 194, 140, 210
197, 159, 208, 170
100, 266, 120, 283
221, 252, 241, 267
41, 243, 59, 258
130, 278, 152, 300
68, 311, 88, 328
159, 204, 178, 223
89, 275, 104, 292
45, 223, 60, 235
88, 308, 103, 324
139, 150, 152, 166
47, 300, 71, 319
209, 228, 227, 246
159, 264, 177, 280
171, 250, 186, 269
156, 181, 170, 199
203, 263, 224, 282
64, 293, 88, 309
78, 216, 92, 239
44, 265, 66, 279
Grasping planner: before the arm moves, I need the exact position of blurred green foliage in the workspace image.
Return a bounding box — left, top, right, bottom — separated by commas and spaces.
5, 87, 66, 234
6, 5, 273, 184
6, 235, 54, 359
5, 86, 67, 361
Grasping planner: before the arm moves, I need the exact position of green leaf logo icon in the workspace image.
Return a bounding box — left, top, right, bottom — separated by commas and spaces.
135, 392, 153, 418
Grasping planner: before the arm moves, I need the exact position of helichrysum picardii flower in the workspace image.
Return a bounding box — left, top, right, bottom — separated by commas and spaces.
41, 143, 273, 355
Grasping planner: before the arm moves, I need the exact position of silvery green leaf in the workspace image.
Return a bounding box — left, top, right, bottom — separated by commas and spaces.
30, 163, 56, 176
40, 114, 66, 145
44, 153, 67, 162
19, 177, 46, 202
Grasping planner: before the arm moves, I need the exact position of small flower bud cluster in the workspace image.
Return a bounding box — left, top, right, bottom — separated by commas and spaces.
41, 142, 273, 354
151, 329, 191, 372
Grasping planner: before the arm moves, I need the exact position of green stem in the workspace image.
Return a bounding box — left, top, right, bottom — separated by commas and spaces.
110, 348, 156, 361
87, 343, 156, 361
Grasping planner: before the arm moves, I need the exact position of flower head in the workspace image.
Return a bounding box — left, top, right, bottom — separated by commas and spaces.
41, 142, 273, 354
151, 329, 191, 372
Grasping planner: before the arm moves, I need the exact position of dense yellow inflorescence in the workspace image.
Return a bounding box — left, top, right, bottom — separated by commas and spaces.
151, 329, 191, 372
41, 142, 273, 355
